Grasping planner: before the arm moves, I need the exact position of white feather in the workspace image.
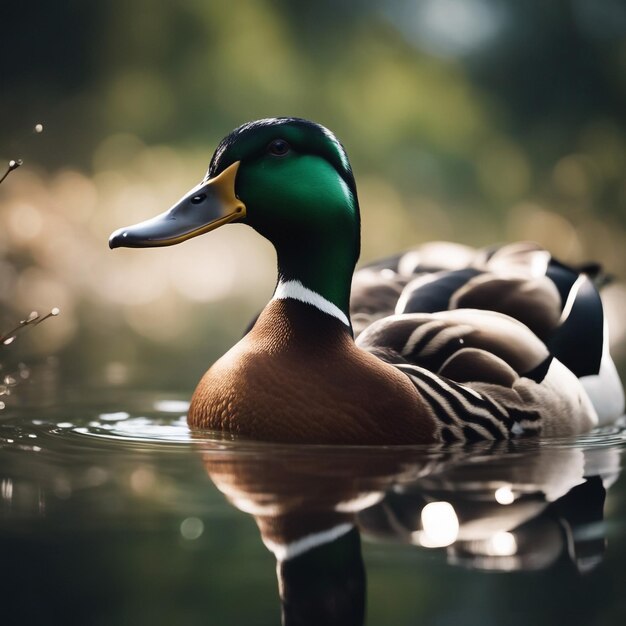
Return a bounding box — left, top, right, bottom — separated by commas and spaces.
580, 320, 625, 425
273, 279, 350, 327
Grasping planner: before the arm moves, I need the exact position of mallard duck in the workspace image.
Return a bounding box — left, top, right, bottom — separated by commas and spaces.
109, 118, 624, 444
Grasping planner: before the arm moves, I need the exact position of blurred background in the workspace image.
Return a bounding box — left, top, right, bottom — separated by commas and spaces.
1, 0, 625, 392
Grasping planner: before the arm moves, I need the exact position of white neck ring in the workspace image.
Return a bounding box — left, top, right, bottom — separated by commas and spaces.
272, 279, 350, 327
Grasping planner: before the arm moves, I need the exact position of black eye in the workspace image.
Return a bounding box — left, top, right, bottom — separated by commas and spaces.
190, 193, 206, 204
267, 139, 290, 157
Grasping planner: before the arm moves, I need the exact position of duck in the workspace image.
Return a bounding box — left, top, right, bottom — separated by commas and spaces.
109, 117, 625, 444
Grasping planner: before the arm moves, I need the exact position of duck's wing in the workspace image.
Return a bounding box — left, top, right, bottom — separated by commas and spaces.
359, 241, 478, 275
356, 309, 599, 442
355, 241, 624, 425
352, 242, 525, 337
350, 269, 409, 336
397, 258, 624, 424
351, 242, 481, 336
357, 242, 601, 344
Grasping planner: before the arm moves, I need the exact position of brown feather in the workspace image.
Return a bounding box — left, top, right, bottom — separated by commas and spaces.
357, 309, 550, 376
189, 300, 437, 444
450, 274, 562, 339
438, 348, 518, 387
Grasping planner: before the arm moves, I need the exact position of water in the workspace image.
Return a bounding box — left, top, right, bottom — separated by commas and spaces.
1, 385, 626, 625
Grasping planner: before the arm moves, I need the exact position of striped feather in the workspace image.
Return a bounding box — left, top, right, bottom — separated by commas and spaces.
351, 241, 623, 440
391, 363, 543, 441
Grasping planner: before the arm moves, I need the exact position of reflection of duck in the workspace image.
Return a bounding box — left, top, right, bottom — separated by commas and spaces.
110, 118, 624, 443
200, 439, 620, 624
201, 446, 426, 626
358, 443, 620, 573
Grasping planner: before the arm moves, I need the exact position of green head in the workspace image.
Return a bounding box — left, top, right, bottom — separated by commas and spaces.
110, 118, 361, 317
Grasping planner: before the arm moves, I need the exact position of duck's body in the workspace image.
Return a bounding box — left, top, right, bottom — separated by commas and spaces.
110, 118, 624, 444
351, 240, 624, 439
190, 298, 434, 443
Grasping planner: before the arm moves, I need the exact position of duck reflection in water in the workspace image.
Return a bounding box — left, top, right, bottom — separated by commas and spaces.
202, 445, 424, 626
200, 440, 620, 625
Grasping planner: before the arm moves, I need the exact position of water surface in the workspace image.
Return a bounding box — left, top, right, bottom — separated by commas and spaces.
1, 385, 626, 625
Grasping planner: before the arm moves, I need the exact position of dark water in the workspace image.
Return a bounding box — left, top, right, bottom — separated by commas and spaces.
1, 383, 626, 625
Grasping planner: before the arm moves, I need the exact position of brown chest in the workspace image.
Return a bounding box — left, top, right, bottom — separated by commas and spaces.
188, 301, 435, 444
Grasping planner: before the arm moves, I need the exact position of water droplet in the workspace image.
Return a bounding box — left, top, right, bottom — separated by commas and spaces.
2, 337, 15, 346
3, 375, 17, 386
24, 311, 39, 324
34, 123, 44, 134
0, 401, 5, 410
50, 307, 60, 316
0, 159, 23, 186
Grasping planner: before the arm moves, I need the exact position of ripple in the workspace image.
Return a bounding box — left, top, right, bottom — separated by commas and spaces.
1, 393, 625, 457
0, 393, 199, 451
73, 414, 192, 443
1, 392, 625, 562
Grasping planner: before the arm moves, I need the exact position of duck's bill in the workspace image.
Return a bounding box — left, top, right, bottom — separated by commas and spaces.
109, 161, 245, 249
